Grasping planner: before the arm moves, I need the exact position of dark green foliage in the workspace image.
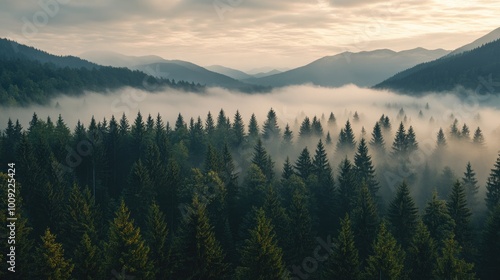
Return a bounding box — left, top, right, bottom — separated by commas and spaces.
299, 117, 312, 139
354, 138, 379, 199
294, 147, 313, 180
287, 187, 313, 264
480, 204, 500, 280
364, 222, 405, 280
338, 158, 358, 216
485, 153, 500, 211
232, 110, 245, 147
447, 181, 472, 254
324, 214, 361, 280
247, 113, 259, 142
237, 208, 287, 280
351, 185, 379, 263
145, 202, 170, 279
171, 195, 230, 280
34, 229, 74, 280
369, 121, 385, 155
387, 181, 418, 249
262, 108, 281, 141
281, 157, 295, 181
73, 232, 102, 280
104, 200, 154, 280
434, 235, 476, 280
423, 192, 455, 245
407, 220, 438, 280
336, 120, 356, 155
462, 162, 479, 211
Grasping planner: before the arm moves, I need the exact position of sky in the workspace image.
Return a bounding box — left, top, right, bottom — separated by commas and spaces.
1, 0, 500, 70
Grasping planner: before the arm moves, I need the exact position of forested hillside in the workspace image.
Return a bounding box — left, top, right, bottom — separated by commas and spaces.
375, 39, 500, 95
0, 109, 499, 279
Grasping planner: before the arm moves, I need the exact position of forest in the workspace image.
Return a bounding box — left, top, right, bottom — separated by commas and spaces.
0, 107, 499, 280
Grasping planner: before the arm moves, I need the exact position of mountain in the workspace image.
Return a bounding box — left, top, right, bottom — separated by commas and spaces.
248, 48, 450, 88
82, 51, 265, 92
0, 39, 201, 106
1, 38, 98, 69
447, 27, 500, 57
206, 65, 254, 80
251, 69, 282, 78
374, 38, 500, 95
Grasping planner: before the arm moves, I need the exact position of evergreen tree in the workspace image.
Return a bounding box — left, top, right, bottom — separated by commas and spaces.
231, 110, 245, 147
434, 235, 476, 280
251, 139, 274, 181
387, 181, 418, 249
336, 120, 356, 155
205, 111, 216, 138
447, 181, 472, 254
354, 138, 379, 199
480, 204, 500, 280
282, 123, 293, 151
338, 158, 358, 216
351, 184, 379, 263
124, 160, 155, 225
263, 185, 291, 256
328, 112, 337, 127
281, 157, 295, 181
287, 187, 313, 264
299, 116, 311, 140
247, 113, 259, 142
392, 122, 407, 156
369, 121, 385, 155
104, 200, 154, 280
311, 116, 324, 137
472, 127, 485, 146
462, 162, 479, 211
407, 220, 438, 280
436, 128, 447, 149
423, 192, 455, 245
461, 123, 471, 141
73, 232, 102, 280
485, 153, 500, 211
325, 131, 332, 146
294, 147, 313, 181
237, 208, 287, 280
262, 108, 281, 141
145, 202, 169, 279
364, 222, 405, 280
34, 229, 74, 280
405, 125, 418, 154
324, 214, 361, 280
171, 195, 229, 279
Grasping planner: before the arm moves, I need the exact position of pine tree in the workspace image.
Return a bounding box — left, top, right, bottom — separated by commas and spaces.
247, 113, 259, 142
407, 220, 438, 280
462, 162, 479, 211
351, 184, 379, 263
461, 124, 471, 141
262, 108, 281, 141
251, 139, 274, 181
237, 208, 287, 280
472, 127, 485, 146
480, 204, 500, 280
325, 131, 332, 146
287, 187, 313, 264
447, 181, 472, 254
206, 111, 216, 137
364, 222, 405, 280
354, 138, 379, 199
231, 110, 245, 147
263, 185, 291, 255
369, 121, 386, 155
299, 116, 311, 140
281, 157, 295, 181
328, 112, 337, 127
282, 123, 293, 151
434, 235, 476, 280
423, 192, 455, 245
338, 158, 358, 216
145, 202, 169, 279
406, 125, 418, 154
392, 122, 407, 156
104, 200, 154, 280
436, 128, 447, 149
124, 160, 156, 225
73, 232, 102, 280
311, 116, 324, 137
387, 181, 418, 249
336, 120, 356, 155
34, 229, 74, 280
171, 195, 229, 279
485, 153, 500, 211
294, 147, 313, 181
324, 214, 361, 280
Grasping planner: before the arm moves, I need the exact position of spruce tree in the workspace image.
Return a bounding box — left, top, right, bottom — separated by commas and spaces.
104, 200, 154, 280
407, 220, 437, 280
423, 192, 455, 245
434, 235, 476, 280
462, 162, 479, 211
247, 113, 259, 142
299, 117, 311, 140
171, 195, 229, 279
387, 181, 418, 249
231, 110, 245, 147
351, 184, 379, 263
294, 147, 313, 180
364, 222, 405, 280
336, 120, 356, 155
485, 153, 500, 211
447, 181, 472, 254
281, 157, 295, 181
287, 187, 313, 264
251, 139, 274, 181
392, 122, 407, 157
237, 208, 287, 280
324, 214, 361, 280
472, 127, 485, 146
354, 138, 379, 199
480, 204, 500, 280
124, 160, 155, 225
436, 128, 447, 149
337, 158, 358, 216
262, 108, 281, 141
145, 202, 169, 279
73, 232, 102, 280
263, 185, 291, 255
34, 229, 74, 280
369, 121, 386, 155
282, 123, 293, 151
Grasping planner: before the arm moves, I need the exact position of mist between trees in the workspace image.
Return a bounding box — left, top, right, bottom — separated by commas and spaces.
0, 84, 500, 279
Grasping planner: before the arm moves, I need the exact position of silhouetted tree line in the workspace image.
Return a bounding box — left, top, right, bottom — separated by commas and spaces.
0, 108, 499, 280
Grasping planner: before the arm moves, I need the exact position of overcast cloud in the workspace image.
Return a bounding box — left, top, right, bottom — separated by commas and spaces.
1, 0, 499, 70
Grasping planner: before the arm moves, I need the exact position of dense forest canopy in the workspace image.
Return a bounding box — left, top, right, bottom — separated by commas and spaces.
1, 105, 499, 279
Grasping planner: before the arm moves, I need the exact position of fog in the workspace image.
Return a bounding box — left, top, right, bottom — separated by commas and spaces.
1, 84, 500, 206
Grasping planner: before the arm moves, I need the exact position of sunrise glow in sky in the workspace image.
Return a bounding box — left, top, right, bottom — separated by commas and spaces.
1, 0, 499, 70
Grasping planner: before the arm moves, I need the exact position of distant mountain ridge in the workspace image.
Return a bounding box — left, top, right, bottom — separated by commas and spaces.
246, 48, 450, 88
447, 27, 500, 57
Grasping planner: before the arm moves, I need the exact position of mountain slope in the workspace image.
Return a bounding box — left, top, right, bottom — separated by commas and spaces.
206, 65, 253, 80
80, 51, 166, 68
374, 39, 500, 94
248, 48, 449, 88
447, 27, 500, 57
1, 38, 98, 69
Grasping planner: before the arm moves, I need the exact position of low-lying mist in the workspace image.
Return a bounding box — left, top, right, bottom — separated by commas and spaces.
2, 84, 499, 207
